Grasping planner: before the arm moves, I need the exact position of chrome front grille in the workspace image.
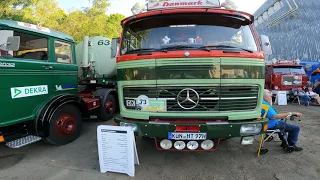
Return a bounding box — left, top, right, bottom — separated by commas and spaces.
123, 85, 259, 112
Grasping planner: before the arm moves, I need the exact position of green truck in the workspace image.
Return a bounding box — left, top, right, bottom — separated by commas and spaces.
0, 20, 119, 148
0, 0, 272, 152
113, 0, 272, 151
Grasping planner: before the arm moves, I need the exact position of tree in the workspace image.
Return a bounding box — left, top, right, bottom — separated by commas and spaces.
85, 0, 110, 16
0, 0, 125, 44
56, 0, 112, 43
57, 10, 97, 44
19, 0, 66, 28
0, 0, 33, 19
56, 0, 124, 43
105, 13, 126, 38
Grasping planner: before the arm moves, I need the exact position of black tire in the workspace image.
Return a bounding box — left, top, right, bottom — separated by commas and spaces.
97, 93, 116, 121
44, 104, 82, 145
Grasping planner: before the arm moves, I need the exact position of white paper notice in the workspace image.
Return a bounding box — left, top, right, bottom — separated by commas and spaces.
277, 91, 287, 105
97, 125, 139, 177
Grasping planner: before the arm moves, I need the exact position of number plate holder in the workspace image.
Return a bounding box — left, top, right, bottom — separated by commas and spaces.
168, 132, 207, 140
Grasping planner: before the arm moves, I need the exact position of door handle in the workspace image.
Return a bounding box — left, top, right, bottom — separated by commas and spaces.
42, 65, 53, 70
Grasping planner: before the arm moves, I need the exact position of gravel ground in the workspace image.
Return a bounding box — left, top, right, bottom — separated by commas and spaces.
0, 104, 319, 180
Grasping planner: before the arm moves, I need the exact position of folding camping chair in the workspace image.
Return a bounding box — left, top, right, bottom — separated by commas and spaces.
257, 104, 296, 157
291, 88, 301, 105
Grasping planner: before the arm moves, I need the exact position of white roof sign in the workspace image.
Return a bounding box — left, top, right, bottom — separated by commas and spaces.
147, 0, 221, 10
17, 22, 51, 33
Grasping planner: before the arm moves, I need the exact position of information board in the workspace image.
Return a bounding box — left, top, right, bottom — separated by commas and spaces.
277, 91, 287, 105
97, 125, 139, 177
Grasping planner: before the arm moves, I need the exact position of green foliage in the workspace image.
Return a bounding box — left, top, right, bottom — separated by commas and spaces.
0, 0, 125, 44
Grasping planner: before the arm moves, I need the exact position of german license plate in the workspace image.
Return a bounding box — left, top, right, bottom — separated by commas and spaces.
168, 132, 207, 140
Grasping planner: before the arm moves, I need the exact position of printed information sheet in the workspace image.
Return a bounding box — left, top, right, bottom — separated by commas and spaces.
277, 91, 288, 105
97, 125, 139, 177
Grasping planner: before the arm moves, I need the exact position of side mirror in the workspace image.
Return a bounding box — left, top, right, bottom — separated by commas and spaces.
260, 35, 272, 56
6, 36, 20, 51
111, 37, 120, 58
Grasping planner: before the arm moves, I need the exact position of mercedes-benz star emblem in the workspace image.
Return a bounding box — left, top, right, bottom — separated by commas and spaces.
177, 88, 200, 110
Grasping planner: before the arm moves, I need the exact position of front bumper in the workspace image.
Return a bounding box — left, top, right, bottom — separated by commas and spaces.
114, 116, 268, 151
115, 116, 267, 138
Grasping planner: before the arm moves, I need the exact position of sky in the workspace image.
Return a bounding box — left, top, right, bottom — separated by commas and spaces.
56, 0, 266, 17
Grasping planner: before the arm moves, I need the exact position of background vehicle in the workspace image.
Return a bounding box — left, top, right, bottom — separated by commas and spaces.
265, 59, 307, 98
299, 60, 320, 85
0, 20, 118, 148
114, 0, 272, 151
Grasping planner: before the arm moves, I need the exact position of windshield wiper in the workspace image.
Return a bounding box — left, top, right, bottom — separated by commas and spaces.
160, 45, 195, 51
200, 45, 254, 53
160, 45, 211, 52
126, 48, 158, 54
126, 45, 231, 54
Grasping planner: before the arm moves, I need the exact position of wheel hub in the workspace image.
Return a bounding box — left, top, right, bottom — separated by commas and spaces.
105, 100, 114, 114
55, 114, 77, 136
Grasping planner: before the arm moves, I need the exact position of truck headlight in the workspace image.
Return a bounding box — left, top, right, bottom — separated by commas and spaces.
119, 122, 138, 132
274, 86, 279, 90
240, 124, 262, 134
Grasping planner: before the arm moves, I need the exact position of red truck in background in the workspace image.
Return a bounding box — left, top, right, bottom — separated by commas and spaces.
265, 59, 308, 99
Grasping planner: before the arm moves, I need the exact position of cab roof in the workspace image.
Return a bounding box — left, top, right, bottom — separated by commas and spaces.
0, 20, 74, 42
121, 7, 254, 27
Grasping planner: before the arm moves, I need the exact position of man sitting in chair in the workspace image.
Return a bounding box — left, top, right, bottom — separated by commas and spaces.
297, 87, 311, 106
306, 87, 320, 104
262, 89, 303, 151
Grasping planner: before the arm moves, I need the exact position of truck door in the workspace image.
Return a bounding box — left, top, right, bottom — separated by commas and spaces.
52, 40, 78, 95
0, 29, 54, 126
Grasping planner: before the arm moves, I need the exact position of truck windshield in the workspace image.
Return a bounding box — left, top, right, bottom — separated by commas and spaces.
0, 29, 48, 60
120, 13, 258, 55
273, 66, 306, 75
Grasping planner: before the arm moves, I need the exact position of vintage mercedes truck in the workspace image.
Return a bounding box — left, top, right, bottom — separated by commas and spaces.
114, 0, 272, 151
0, 20, 119, 148
265, 59, 307, 99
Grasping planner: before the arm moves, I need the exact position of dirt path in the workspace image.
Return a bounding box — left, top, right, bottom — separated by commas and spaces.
0, 105, 319, 180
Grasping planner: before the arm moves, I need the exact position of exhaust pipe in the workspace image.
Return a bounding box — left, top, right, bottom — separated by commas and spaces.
82, 36, 89, 67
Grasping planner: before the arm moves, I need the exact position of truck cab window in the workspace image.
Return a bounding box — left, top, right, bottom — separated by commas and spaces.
55, 41, 73, 63
273, 66, 306, 75
120, 14, 258, 55
0, 30, 48, 60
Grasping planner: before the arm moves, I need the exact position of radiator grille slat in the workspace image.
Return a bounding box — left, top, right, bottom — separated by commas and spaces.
123, 85, 259, 112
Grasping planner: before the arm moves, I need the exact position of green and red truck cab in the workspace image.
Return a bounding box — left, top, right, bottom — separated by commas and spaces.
114, 0, 272, 151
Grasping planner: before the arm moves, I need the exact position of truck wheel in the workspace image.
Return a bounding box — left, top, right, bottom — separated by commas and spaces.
44, 104, 82, 145
98, 94, 116, 121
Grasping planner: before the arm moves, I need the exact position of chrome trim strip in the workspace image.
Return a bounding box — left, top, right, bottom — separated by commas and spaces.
123, 85, 259, 112
199, 97, 219, 100
124, 97, 176, 100
220, 97, 257, 100
123, 84, 259, 88
205, 122, 229, 125
149, 121, 170, 125
125, 97, 257, 100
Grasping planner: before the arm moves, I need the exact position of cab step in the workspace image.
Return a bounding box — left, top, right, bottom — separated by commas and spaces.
6, 135, 42, 148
